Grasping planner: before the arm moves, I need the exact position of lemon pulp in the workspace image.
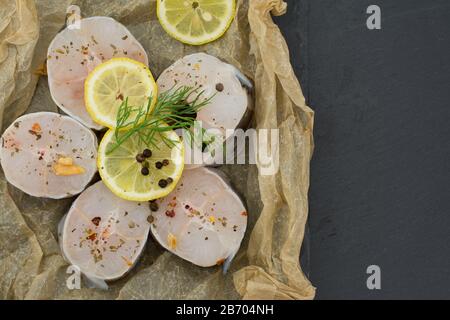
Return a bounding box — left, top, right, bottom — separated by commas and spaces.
157, 0, 236, 45
98, 128, 184, 201
85, 58, 158, 128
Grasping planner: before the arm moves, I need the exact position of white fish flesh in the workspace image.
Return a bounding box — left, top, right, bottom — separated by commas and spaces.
0, 112, 97, 199
60, 181, 152, 281
157, 53, 253, 168
149, 167, 247, 269
47, 16, 148, 130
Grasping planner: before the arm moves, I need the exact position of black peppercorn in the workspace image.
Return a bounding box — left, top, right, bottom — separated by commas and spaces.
141, 167, 149, 176
215, 83, 224, 92
166, 177, 173, 184
162, 159, 170, 166
143, 149, 152, 158
155, 161, 163, 169
158, 179, 168, 188
136, 154, 145, 163
149, 202, 159, 212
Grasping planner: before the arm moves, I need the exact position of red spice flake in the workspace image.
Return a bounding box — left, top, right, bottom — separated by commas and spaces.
241, 211, 248, 216
32, 123, 41, 132
86, 231, 97, 241
91, 217, 101, 226
29, 123, 42, 140
165, 209, 176, 218
216, 258, 225, 266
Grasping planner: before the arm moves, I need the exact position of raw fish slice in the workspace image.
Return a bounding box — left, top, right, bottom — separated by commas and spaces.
157, 53, 253, 168
60, 181, 152, 281
0, 112, 97, 199
47, 16, 148, 129
150, 167, 247, 268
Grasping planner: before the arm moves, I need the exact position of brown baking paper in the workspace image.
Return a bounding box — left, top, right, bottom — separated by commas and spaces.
0, 0, 315, 300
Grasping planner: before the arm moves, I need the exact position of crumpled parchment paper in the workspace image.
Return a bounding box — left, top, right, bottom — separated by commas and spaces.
0, 0, 315, 300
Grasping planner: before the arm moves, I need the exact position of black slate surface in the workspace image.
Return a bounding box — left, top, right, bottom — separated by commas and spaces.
276, 0, 450, 299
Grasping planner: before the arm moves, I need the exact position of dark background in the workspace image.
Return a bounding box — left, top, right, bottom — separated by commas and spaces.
276, 0, 450, 299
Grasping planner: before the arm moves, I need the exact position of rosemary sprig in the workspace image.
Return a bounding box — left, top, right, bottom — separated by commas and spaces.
106, 86, 214, 155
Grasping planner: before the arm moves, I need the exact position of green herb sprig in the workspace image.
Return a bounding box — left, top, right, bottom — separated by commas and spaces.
106, 86, 214, 155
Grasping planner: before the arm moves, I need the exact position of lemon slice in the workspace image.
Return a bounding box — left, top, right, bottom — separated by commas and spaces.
157, 0, 236, 46
85, 58, 158, 128
98, 128, 184, 201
